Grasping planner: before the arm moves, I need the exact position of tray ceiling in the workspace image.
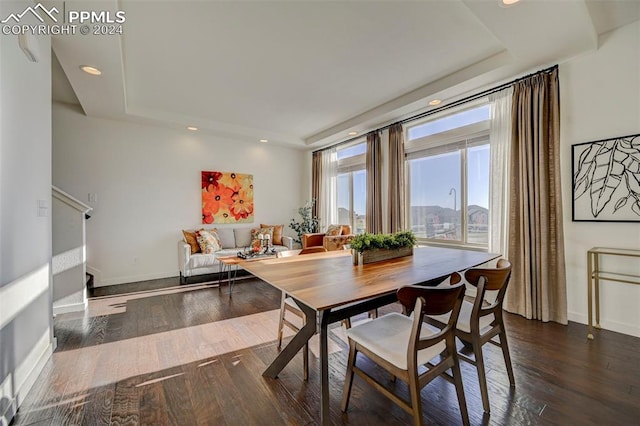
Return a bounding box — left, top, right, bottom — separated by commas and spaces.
48, 0, 640, 148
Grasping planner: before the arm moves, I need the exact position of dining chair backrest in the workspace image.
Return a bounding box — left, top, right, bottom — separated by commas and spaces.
464, 259, 512, 317
465, 258, 511, 291
397, 282, 466, 348
397, 281, 466, 317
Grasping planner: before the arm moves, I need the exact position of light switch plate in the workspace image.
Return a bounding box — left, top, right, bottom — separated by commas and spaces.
37, 199, 49, 217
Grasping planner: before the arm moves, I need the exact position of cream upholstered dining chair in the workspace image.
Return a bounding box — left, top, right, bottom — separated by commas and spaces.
426, 259, 515, 414
276, 246, 327, 380
341, 281, 469, 426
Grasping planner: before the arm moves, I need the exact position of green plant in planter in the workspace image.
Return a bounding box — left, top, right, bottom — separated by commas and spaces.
350, 230, 417, 253
289, 199, 319, 245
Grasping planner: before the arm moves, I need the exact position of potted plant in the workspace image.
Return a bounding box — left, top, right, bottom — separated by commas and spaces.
349, 230, 417, 265
289, 199, 319, 245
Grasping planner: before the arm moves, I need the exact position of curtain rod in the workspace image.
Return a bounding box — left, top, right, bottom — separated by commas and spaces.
313, 64, 558, 154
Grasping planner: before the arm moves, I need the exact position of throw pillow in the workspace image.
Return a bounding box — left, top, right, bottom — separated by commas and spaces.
260, 223, 284, 245
182, 230, 200, 254
251, 226, 273, 245
323, 235, 354, 251
196, 229, 221, 254
325, 224, 343, 236
202, 228, 223, 248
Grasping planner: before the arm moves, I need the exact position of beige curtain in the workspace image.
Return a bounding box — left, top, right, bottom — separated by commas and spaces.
319, 148, 338, 229
388, 123, 405, 233
488, 87, 513, 257
366, 131, 382, 234
311, 151, 322, 220
505, 67, 567, 324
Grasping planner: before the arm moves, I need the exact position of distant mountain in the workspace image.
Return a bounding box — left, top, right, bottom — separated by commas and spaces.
337, 205, 488, 231
468, 204, 488, 214
410, 205, 488, 224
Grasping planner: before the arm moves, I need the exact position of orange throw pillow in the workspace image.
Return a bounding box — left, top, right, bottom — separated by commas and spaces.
182, 230, 200, 254
261, 224, 284, 245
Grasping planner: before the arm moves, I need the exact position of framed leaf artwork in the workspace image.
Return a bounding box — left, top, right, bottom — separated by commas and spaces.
572, 133, 640, 222
202, 171, 254, 224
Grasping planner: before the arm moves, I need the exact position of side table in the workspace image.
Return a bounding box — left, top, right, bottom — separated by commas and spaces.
586, 247, 640, 339
217, 254, 277, 295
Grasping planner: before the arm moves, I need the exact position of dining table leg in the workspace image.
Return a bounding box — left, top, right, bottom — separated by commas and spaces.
263, 300, 316, 379
319, 310, 331, 426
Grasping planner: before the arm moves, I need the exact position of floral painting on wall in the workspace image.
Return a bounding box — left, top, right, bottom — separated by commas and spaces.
202, 171, 254, 224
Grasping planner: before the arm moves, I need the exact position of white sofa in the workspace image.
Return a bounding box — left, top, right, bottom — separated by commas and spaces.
178, 227, 293, 284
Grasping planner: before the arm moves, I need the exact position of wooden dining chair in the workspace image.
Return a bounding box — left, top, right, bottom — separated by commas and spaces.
276, 246, 376, 380
426, 259, 515, 413
341, 281, 469, 426
276, 246, 328, 380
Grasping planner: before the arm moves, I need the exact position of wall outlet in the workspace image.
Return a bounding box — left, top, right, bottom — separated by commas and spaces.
88, 193, 98, 203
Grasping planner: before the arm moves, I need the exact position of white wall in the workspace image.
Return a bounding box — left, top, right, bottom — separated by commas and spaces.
52, 193, 88, 314
560, 20, 640, 337
0, 2, 54, 423
53, 103, 307, 286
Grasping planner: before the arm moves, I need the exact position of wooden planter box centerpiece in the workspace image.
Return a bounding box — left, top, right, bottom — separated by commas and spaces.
350, 231, 417, 266
354, 245, 413, 265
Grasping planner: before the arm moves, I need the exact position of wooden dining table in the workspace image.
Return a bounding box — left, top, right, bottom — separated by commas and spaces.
241, 245, 500, 425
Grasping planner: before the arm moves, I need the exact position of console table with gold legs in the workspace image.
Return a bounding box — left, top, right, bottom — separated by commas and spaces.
587, 247, 640, 340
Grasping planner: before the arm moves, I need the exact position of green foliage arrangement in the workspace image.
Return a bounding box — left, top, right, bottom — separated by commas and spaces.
289, 199, 319, 245
349, 230, 417, 254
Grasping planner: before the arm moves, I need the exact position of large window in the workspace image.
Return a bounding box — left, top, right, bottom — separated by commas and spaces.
406, 105, 490, 247
337, 142, 366, 234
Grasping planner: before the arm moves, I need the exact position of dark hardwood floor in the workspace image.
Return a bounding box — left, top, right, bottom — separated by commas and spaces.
13, 277, 640, 425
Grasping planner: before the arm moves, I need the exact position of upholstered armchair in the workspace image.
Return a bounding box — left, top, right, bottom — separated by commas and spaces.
302, 225, 354, 251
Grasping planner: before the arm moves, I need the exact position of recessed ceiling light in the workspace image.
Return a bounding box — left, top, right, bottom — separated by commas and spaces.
501, 0, 520, 6
187, 126, 198, 131
348, 131, 358, 136
259, 139, 268, 143
80, 65, 102, 76
428, 99, 442, 106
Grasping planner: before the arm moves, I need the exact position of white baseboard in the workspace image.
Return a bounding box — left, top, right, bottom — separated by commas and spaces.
86, 265, 101, 286
95, 271, 177, 287
53, 299, 87, 315
0, 399, 18, 426
567, 311, 588, 325
568, 311, 640, 338
1, 330, 53, 426
0, 387, 16, 426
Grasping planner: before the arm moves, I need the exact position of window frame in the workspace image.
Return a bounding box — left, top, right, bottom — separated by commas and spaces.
404, 103, 490, 249
337, 140, 366, 173
336, 141, 366, 233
